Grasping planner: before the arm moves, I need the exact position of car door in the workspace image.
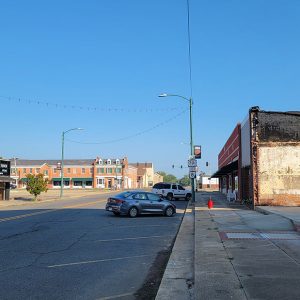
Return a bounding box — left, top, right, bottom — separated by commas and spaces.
172, 184, 181, 198
133, 192, 151, 213
146, 193, 165, 213
177, 185, 187, 198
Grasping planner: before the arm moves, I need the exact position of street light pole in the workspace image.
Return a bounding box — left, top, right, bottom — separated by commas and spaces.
60, 128, 83, 199
158, 93, 195, 202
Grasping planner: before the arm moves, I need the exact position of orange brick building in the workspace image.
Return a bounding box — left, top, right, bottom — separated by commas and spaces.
10, 157, 160, 190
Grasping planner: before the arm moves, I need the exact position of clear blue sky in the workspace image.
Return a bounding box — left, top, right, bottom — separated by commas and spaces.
1, 0, 300, 178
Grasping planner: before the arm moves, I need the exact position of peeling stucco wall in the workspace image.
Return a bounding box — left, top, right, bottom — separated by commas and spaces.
258, 145, 300, 205
254, 111, 300, 206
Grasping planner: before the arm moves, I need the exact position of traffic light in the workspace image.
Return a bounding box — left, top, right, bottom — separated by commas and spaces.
206, 162, 209, 167
172, 164, 174, 168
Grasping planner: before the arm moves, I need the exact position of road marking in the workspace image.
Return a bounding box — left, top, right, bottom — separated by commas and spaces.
97, 292, 134, 300
0, 209, 56, 223
0, 199, 106, 223
48, 254, 152, 268
94, 235, 173, 243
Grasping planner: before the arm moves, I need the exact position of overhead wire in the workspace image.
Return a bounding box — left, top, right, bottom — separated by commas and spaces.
0, 95, 180, 113
65, 108, 189, 145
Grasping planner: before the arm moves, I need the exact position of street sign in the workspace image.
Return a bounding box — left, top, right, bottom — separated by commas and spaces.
188, 158, 197, 167
189, 171, 196, 179
189, 166, 197, 172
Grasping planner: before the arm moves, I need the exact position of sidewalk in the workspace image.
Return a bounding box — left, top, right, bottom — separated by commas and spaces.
0, 189, 111, 208
157, 191, 300, 299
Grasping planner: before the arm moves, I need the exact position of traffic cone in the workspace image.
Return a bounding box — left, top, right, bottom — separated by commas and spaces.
207, 197, 214, 209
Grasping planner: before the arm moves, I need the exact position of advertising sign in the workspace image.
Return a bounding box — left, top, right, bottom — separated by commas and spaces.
194, 145, 201, 159
0, 160, 10, 176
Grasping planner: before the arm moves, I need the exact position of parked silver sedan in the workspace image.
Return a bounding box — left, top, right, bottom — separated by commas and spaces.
105, 191, 176, 218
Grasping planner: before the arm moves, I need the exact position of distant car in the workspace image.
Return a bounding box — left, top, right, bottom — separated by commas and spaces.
105, 191, 176, 218
152, 182, 192, 201
10, 183, 17, 189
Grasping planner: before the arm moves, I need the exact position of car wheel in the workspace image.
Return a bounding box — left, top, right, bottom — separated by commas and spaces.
166, 193, 173, 201
113, 212, 120, 216
185, 193, 192, 201
128, 207, 138, 218
165, 206, 175, 217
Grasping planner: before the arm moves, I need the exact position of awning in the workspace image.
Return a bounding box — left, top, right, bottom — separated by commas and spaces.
71, 178, 93, 181
211, 160, 238, 178
0, 176, 15, 182
20, 178, 28, 182
52, 177, 70, 181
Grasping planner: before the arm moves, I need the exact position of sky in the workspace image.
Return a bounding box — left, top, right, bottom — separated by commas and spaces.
1, 0, 300, 178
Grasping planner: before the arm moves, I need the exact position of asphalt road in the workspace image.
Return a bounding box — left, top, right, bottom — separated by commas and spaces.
0, 192, 188, 300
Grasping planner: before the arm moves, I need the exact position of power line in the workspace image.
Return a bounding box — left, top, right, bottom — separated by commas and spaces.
0, 95, 180, 113
65, 108, 189, 145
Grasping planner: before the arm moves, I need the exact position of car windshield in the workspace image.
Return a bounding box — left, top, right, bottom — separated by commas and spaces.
115, 191, 134, 198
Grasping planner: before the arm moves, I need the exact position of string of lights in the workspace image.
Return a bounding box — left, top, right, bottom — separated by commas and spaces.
65, 108, 189, 145
0, 95, 179, 113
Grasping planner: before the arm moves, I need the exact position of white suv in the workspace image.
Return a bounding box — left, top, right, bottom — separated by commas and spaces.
152, 182, 192, 201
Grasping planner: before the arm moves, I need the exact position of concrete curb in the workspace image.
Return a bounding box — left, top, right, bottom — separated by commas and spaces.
255, 206, 300, 232
155, 201, 194, 300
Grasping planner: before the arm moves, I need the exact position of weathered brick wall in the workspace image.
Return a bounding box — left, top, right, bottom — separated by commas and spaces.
256, 111, 300, 205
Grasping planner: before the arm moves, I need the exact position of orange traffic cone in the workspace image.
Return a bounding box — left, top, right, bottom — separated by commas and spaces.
207, 198, 214, 209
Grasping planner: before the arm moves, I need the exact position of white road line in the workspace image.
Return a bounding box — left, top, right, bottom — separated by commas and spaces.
97, 292, 134, 300
94, 235, 173, 242
48, 254, 152, 268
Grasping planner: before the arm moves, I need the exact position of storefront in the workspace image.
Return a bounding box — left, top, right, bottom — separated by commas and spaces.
52, 177, 70, 188
72, 178, 93, 188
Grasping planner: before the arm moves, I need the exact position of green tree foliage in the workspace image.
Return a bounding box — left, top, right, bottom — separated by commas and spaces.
157, 171, 177, 183
179, 175, 190, 186
26, 173, 49, 201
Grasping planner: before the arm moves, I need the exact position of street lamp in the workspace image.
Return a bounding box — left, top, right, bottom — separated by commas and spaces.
158, 93, 195, 202
60, 128, 83, 198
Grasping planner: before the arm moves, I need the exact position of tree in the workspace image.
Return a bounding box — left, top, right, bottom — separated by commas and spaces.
179, 175, 190, 187
26, 173, 49, 201
157, 171, 177, 183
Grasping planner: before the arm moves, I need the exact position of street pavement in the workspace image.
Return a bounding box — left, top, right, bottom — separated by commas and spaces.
157, 191, 300, 300
0, 190, 188, 300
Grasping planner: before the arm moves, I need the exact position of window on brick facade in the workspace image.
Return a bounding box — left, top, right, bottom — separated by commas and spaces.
82, 168, 85, 173
67, 168, 71, 173
44, 170, 48, 176
107, 159, 111, 165
36, 168, 40, 174
30, 168, 33, 173
107, 168, 112, 174
73, 169, 77, 174
23, 168, 27, 173
90, 168, 93, 174
116, 159, 120, 165
116, 167, 122, 174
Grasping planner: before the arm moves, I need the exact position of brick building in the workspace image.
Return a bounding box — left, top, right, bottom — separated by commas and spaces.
10, 157, 161, 190
212, 107, 300, 207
